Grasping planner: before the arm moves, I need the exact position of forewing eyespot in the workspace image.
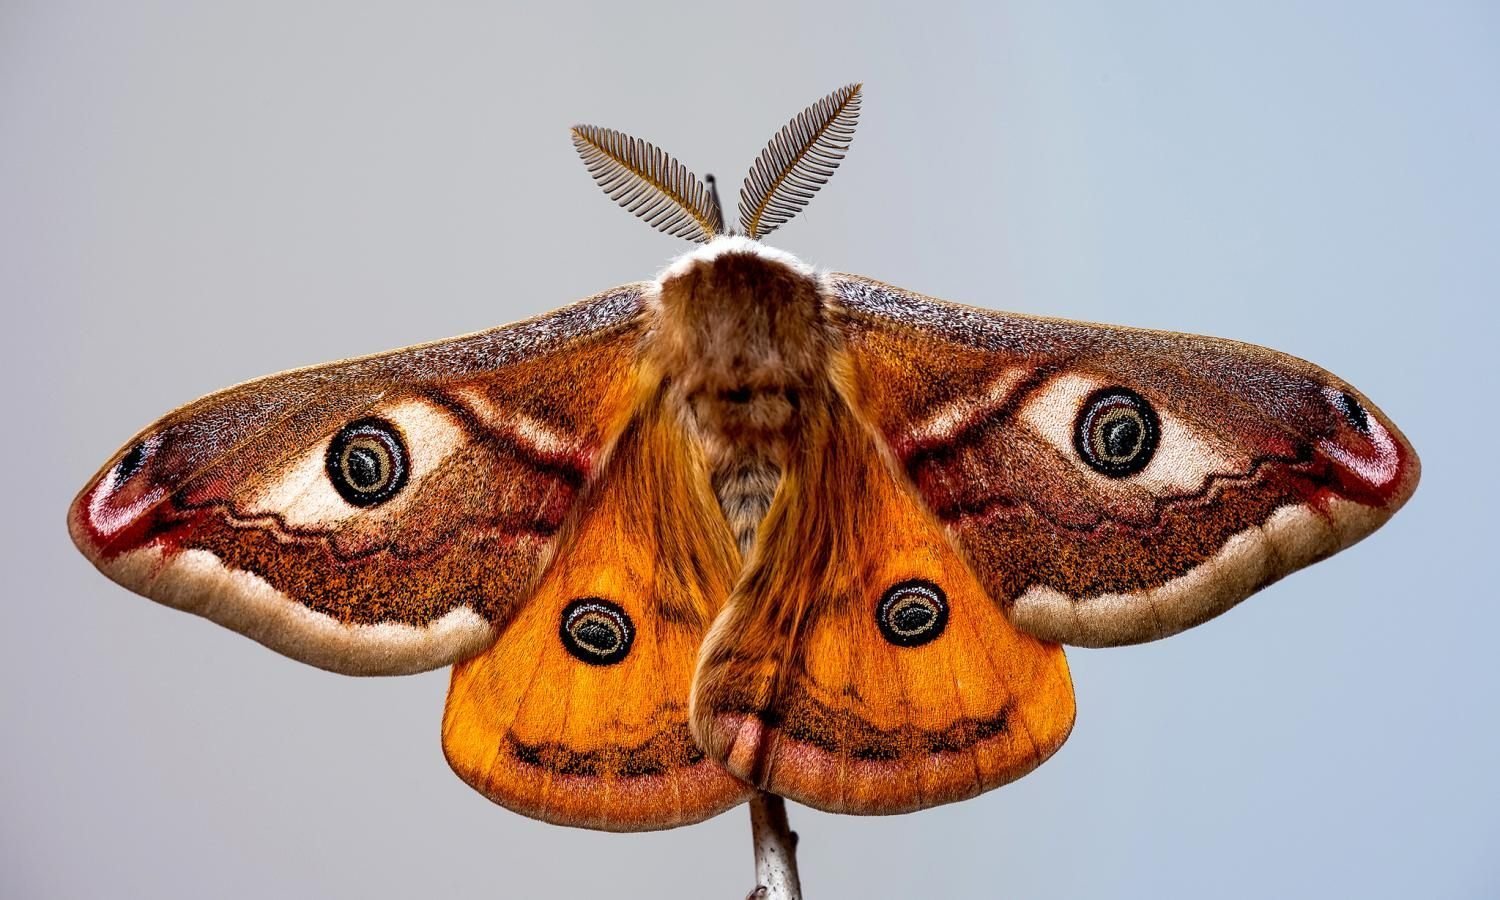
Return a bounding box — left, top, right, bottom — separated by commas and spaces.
560, 598, 634, 666
325, 418, 409, 507
877, 580, 948, 648
1074, 387, 1160, 477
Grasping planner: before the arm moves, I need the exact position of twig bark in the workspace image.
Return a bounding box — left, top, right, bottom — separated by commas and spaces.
746, 792, 802, 900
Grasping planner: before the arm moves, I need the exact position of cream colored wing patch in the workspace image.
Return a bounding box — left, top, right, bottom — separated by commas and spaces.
99, 546, 495, 675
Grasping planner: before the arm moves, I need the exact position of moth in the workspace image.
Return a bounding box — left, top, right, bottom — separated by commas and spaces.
69, 84, 1419, 831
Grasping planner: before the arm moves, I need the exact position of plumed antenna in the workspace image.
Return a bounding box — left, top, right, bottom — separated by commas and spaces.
571, 125, 723, 243
571, 83, 861, 243
738, 83, 862, 240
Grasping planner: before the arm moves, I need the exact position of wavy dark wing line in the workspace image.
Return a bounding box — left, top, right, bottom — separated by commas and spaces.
824, 273, 1419, 646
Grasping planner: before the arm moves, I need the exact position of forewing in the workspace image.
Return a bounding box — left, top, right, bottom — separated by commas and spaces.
826, 274, 1420, 647
69, 286, 649, 674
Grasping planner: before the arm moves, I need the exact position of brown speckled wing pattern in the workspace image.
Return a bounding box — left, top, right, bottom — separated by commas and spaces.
66, 242, 1421, 831
69, 286, 650, 675
827, 273, 1420, 647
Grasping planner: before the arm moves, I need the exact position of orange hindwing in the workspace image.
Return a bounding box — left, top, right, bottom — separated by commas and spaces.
442, 394, 753, 831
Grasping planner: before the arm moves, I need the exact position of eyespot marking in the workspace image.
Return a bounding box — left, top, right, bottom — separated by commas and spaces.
326, 418, 409, 507
560, 598, 634, 665
1074, 387, 1160, 477
877, 580, 948, 647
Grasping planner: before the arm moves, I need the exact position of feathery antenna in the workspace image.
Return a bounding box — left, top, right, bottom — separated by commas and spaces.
738, 83, 863, 239
571, 125, 723, 243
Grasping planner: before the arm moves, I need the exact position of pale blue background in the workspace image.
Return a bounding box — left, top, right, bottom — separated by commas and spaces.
3, 2, 1496, 898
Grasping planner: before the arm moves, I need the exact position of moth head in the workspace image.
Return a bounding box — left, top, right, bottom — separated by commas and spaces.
571, 83, 862, 244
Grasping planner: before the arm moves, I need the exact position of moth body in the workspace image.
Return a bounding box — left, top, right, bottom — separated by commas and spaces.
649, 237, 830, 553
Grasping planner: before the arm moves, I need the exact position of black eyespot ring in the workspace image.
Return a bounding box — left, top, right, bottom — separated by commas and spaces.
877, 580, 948, 648
1331, 390, 1370, 433
1074, 387, 1160, 477
326, 418, 408, 507
560, 598, 634, 666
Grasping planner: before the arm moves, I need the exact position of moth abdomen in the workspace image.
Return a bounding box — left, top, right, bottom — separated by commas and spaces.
711, 453, 781, 556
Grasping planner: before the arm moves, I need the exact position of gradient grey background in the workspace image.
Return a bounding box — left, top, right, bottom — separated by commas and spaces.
3, 2, 1496, 898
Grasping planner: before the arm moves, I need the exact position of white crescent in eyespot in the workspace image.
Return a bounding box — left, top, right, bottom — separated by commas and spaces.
242, 398, 467, 529
1017, 372, 1249, 494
